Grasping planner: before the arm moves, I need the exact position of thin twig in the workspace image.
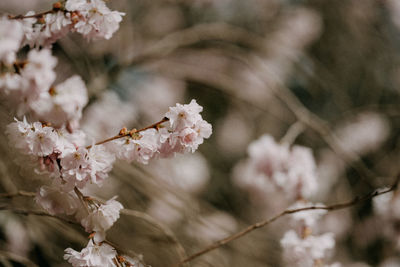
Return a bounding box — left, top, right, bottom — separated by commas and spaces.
121, 209, 190, 267
125, 23, 265, 67
86, 117, 169, 149
173, 178, 399, 267
0, 206, 79, 225
0, 190, 36, 198
270, 79, 377, 188
280, 121, 305, 145
8, 10, 54, 20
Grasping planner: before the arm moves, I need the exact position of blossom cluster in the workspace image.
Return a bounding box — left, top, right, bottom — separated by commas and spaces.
233, 134, 318, 202
5, 99, 211, 265
232, 133, 340, 266
111, 99, 212, 164
281, 201, 339, 267
0, 48, 87, 128
0, 1, 211, 266
20, 0, 124, 48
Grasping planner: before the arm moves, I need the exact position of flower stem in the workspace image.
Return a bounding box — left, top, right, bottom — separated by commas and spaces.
86, 117, 169, 149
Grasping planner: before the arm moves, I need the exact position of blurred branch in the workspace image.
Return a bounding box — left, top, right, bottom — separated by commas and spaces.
128, 23, 265, 66
121, 209, 190, 267
0, 206, 79, 225
148, 51, 377, 188
269, 78, 377, 188
280, 121, 305, 145
173, 177, 400, 267
0, 250, 38, 267
0, 190, 36, 198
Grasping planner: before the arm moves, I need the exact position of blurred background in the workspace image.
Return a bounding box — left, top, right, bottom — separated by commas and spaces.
1, 0, 400, 266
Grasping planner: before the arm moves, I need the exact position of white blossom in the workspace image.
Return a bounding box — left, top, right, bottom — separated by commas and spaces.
0, 17, 23, 65
66, 0, 125, 40
21, 48, 57, 94
113, 128, 160, 164
281, 230, 336, 267
64, 240, 117, 267
5, 117, 32, 152
111, 99, 212, 164
31, 75, 88, 127
35, 182, 79, 215
6, 119, 61, 157
60, 145, 115, 189
234, 134, 318, 201
165, 99, 203, 130
86, 144, 115, 185
0, 73, 25, 95
78, 197, 123, 241
161, 99, 212, 156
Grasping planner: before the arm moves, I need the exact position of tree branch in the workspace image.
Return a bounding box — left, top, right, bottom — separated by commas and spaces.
173, 177, 399, 267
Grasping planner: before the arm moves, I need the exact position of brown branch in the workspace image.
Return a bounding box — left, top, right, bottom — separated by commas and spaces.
0, 190, 36, 198
126, 23, 265, 67
269, 79, 377, 188
8, 10, 55, 20
0, 206, 79, 225
86, 117, 169, 149
173, 178, 399, 267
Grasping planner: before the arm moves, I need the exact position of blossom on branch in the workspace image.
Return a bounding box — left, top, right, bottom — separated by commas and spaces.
112, 99, 212, 163
64, 240, 117, 267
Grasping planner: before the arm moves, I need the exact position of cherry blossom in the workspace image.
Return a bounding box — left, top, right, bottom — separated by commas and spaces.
77, 197, 123, 241
31, 75, 88, 127
112, 99, 212, 163
65, 0, 125, 40
0, 17, 23, 65
0, 3, 215, 265
234, 134, 318, 201
60, 145, 115, 189
281, 230, 336, 267
35, 183, 80, 215
64, 240, 117, 267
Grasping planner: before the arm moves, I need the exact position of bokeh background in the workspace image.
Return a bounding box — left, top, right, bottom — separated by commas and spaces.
1, 0, 400, 266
